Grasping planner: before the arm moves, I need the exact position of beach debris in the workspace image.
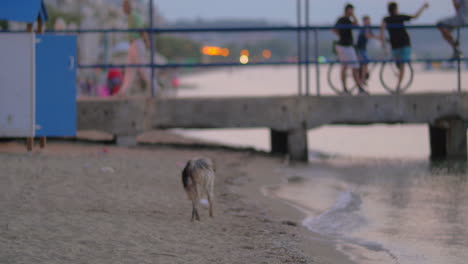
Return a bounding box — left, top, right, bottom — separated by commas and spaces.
241, 245, 255, 250
225, 175, 251, 186
100, 167, 115, 173
152, 252, 177, 258
281, 220, 298, 227
256, 216, 273, 223
287, 175, 304, 183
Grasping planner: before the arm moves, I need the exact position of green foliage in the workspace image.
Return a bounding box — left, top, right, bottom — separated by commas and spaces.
155, 35, 202, 62
0, 20, 8, 30
244, 38, 294, 59
45, 4, 82, 29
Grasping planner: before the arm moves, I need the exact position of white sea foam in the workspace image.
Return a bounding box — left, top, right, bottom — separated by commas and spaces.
302, 190, 366, 236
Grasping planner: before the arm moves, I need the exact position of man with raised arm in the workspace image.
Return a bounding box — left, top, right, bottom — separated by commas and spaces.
333, 3, 368, 95
380, 2, 429, 92
437, 0, 468, 58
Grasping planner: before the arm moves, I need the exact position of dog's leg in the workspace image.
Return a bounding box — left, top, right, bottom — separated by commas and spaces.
191, 206, 196, 222
191, 198, 197, 222
195, 209, 200, 221
191, 197, 201, 221
207, 171, 215, 218
208, 193, 214, 218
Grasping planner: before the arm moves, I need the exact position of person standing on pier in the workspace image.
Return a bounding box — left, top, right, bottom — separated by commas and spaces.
333, 4, 368, 95
437, 0, 468, 59
117, 0, 158, 97
357, 16, 382, 86
380, 2, 429, 92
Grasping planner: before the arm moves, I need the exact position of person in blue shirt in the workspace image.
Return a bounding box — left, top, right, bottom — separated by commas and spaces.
356, 16, 381, 86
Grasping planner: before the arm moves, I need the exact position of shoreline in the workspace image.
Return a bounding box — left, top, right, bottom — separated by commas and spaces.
0, 131, 354, 263
231, 156, 356, 264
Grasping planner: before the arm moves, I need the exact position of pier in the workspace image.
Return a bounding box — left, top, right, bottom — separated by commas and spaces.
78, 93, 468, 161
2, 1, 468, 161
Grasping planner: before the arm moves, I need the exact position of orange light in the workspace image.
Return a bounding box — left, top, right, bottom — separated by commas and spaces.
262, 49, 272, 59
202, 46, 230, 57
240, 55, 249, 64
240, 49, 250, 56
221, 48, 230, 57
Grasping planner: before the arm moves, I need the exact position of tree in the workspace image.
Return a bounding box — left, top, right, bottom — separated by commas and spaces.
45, 4, 82, 29
155, 35, 202, 62
0, 20, 8, 30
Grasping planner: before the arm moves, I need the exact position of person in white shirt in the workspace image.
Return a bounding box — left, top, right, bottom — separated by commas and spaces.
437, 0, 468, 58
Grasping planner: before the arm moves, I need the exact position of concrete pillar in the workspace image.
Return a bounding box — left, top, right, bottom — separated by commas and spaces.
429, 126, 446, 159
270, 128, 308, 161
115, 135, 138, 147
270, 129, 288, 155
446, 120, 468, 159
288, 128, 309, 162
429, 120, 468, 160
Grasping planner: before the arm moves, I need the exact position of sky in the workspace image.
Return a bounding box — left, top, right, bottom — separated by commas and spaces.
155, 0, 455, 25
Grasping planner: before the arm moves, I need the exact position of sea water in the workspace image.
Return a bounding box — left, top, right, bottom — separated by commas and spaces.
176, 66, 468, 263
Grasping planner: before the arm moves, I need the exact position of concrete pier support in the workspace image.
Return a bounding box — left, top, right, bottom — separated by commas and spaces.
78, 94, 468, 161
429, 120, 468, 160
270, 129, 288, 155
270, 128, 308, 161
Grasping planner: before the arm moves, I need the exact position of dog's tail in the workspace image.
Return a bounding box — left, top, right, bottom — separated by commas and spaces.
182, 163, 191, 189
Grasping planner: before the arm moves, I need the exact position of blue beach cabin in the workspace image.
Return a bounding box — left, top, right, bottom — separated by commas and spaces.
0, 0, 77, 139
0, 0, 48, 23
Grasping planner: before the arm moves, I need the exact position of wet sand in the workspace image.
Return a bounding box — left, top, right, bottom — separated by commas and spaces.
0, 134, 353, 264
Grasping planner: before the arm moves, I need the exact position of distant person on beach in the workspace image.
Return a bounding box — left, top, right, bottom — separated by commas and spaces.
116, 0, 158, 97
380, 2, 429, 91
356, 15, 382, 86
437, 0, 468, 58
54, 17, 67, 31
107, 68, 123, 96
333, 4, 368, 95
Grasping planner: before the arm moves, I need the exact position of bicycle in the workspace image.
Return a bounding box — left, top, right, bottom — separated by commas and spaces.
327, 42, 414, 95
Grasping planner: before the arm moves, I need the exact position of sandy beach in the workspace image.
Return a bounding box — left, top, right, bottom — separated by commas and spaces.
0, 133, 353, 264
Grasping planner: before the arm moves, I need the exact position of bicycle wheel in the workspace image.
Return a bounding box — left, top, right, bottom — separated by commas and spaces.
379, 62, 414, 94
327, 62, 358, 95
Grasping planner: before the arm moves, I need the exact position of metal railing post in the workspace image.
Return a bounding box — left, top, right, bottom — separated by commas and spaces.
305, 0, 310, 96
149, 0, 155, 97
457, 27, 462, 93
11, 23, 461, 97
297, 0, 302, 96
314, 28, 320, 96
103, 32, 109, 65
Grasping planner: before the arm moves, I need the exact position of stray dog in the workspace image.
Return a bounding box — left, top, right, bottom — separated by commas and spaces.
182, 158, 215, 221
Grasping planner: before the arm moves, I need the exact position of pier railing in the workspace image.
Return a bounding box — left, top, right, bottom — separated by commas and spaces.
1, 2, 467, 97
